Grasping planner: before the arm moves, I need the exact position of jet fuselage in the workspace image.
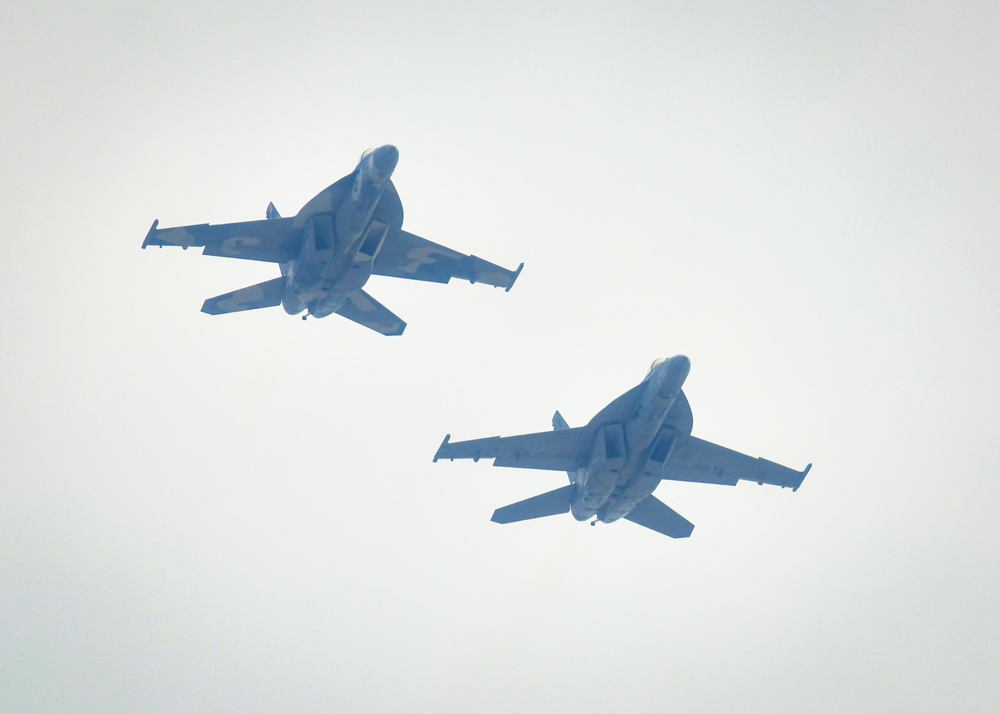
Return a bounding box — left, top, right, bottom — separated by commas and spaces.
570, 355, 691, 524
142, 145, 521, 333
434, 355, 809, 538
281, 144, 401, 318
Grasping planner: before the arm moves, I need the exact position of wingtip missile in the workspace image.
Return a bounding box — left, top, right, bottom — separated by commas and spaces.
433, 434, 451, 462
792, 463, 812, 492
142, 219, 159, 249
505, 263, 524, 292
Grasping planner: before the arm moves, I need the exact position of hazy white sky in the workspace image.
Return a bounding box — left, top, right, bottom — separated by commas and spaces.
2, 1, 998, 711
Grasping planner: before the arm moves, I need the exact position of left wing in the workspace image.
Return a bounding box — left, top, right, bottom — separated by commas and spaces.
434, 427, 593, 472
662, 434, 811, 490
373, 230, 522, 290
142, 217, 301, 263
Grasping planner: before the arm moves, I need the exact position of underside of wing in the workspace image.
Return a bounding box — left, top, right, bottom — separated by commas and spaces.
433, 427, 593, 471
142, 217, 301, 263
662, 434, 811, 490
373, 230, 522, 290
333, 289, 406, 336
623, 495, 695, 538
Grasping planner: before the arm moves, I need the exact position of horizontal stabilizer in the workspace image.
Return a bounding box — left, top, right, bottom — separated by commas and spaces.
623, 495, 694, 538
201, 277, 285, 315
334, 289, 406, 336
491, 485, 574, 524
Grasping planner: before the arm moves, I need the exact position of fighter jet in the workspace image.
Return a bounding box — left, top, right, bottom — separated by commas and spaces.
434, 356, 810, 538
142, 145, 522, 335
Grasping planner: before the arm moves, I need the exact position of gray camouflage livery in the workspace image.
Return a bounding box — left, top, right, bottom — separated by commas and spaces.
434, 356, 810, 538
142, 145, 522, 334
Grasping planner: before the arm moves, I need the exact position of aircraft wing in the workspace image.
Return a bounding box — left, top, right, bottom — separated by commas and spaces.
662, 434, 811, 490
142, 217, 301, 263
433, 427, 592, 471
373, 230, 523, 290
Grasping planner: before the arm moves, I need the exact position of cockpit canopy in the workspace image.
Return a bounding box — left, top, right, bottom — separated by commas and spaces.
647, 357, 667, 376
358, 148, 374, 165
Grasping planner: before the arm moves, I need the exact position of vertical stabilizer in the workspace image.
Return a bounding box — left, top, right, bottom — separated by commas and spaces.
552, 411, 584, 483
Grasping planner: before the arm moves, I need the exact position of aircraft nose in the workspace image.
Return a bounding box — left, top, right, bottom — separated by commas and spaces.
664, 354, 691, 380
371, 144, 399, 175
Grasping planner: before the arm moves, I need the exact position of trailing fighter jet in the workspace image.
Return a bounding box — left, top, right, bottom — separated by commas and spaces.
142, 145, 522, 335
434, 356, 810, 538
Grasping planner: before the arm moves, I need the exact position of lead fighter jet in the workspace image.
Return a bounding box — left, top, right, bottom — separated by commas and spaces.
142, 145, 522, 335
434, 356, 810, 538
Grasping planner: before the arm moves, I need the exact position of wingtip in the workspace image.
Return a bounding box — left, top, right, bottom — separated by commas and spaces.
433, 434, 451, 462
793, 463, 812, 492
505, 263, 524, 292
141, 219, 159, 248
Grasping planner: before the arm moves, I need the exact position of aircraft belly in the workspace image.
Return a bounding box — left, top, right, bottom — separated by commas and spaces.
570, 423, 625, 521
599, 431, 678, 524
599, 470, 661, 524
282, 243, 380, 319
571, 468, 616, 520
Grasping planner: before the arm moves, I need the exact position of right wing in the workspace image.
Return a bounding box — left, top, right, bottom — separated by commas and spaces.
663, 434, 811, 490
142, 217, 301, 264
433, 427, 593, 471
373, 230, 523, 290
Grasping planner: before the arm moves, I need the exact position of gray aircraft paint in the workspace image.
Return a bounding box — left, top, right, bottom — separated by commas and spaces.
142, 145, 523, 334
435, 356, 810, 538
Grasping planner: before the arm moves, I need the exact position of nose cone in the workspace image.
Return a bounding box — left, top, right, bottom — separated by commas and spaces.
665, 354, 691, 379
656, 355, 690, 394
370, 144, 399, 176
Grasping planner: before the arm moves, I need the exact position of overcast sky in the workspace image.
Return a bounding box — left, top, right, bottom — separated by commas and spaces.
2, 1, 998, 712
